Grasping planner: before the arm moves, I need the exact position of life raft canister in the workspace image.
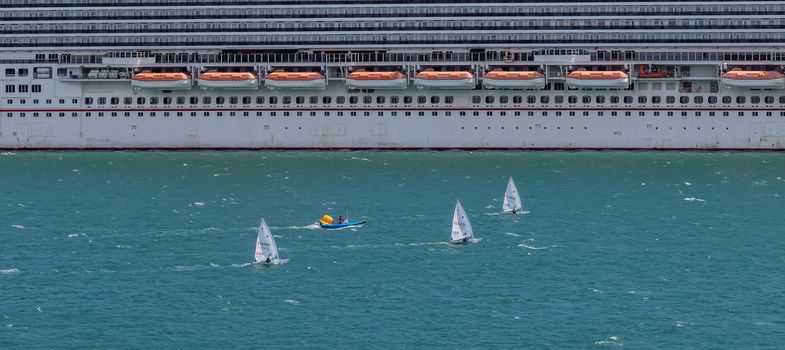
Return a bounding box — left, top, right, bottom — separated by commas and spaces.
321, 215, 334, 225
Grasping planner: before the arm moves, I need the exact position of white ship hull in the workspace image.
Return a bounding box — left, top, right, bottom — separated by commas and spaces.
131, 79, 193, 90
566, 77, 629, 89
2, 81, 784, 150
264, 79, 326, 90
482, 78, 546, 90
722, 78, 785, 89
197, 79, 260, 90
414, 78, 476, 89
345, 78, 408, 89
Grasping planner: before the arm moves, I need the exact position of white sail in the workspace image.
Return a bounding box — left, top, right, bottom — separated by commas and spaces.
502, 177, 523, 213
451, 200, 474, 242
254, 218, 279, 264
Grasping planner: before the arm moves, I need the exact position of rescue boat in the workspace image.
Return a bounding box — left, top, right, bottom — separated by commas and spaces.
197, 71, 259, 90
345, 71, 408, 89
413, 69, 476, 89
482, 69, 545, 89
264, 71, 326, 89
131, 71, 192, 90
721, 68, 785, 89
566, 69, 629, 89
637, 66, 668, 79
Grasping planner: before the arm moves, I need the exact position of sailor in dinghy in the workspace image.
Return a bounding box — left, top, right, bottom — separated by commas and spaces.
449, 200, 475, 244
502, 176, 523, 214
253, 218, 287, 265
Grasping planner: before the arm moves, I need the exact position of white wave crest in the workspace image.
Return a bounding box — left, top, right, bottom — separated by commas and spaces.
683, 197, 705, 202
283, 299, 300, 305
517, 244, 549, 250
594, 336, 622, 346
0, 268, 20, 274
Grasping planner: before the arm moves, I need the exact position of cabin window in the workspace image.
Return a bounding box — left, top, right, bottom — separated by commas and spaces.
708, 96, 717, 104
404, 96, 413, 104
623, 96, 633, 104
666, 96, 675, 104
568, 96, 577, 104
377, 96, 386, 104
472, 96, 481, 104
540, 96, 549, 104
736, 96, 745, 104
390, 96, 399, 104
765, 96, 774, 104
638, 96, 647, 104
111, 97, 119, 105
84, 97, 93, 105
499, 96, 508, 104
215, 96, 224, 104
349, 96, 358, 104
188, 97, 197, 105
485, 96, 495, 104
230, 96, 239, 104
309, 96, 318, 104
750, 96, 760, 104
693, 96, 703, 104
243, 96, 252, 104
527, 96, 536, 104
651, 96, 661, 104
269, 96, 278, 104
202, 96, 211, 104
283, 96, 292, 104
124, 97, 132, 105
335, 96, 344, 104
582, 96, 591, 104
163, 97, 172, 105
445, 96, 454, 104
363, 96, 372, 104
780, 96, 785, 104
97, 97, 106, 105
554, 96, 564, 104
322, 96, 331, 104
722, 96, 732, 104
680, 96, 689, 104
296, 96, 305, 104
595, 96, 605, 104
418, 96, 427, 104
176, 97, 185, 105
431, 96, 440, 104
257, 96, 265, 104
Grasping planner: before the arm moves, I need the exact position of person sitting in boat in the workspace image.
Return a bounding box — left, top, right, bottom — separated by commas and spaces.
338, 215, 343, 224
265, 256, 271, 263
512, 208, 517, 214
462, 237, 469, 243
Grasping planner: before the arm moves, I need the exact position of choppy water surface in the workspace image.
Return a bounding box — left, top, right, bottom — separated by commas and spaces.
1, 151, 784, 348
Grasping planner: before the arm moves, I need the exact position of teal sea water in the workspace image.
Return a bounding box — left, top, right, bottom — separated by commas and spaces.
1, 151, 784, 349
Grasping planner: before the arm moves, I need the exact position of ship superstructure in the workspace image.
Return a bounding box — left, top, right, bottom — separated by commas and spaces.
2, 1, 785, 149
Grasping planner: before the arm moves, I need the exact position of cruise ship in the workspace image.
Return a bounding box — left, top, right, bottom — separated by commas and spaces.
2, 1, 785, 149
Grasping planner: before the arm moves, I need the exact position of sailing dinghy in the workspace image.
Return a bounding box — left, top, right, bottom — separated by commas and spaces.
449, 200, 475, 244
253, 218, 287, 265
502, 177, 523, 214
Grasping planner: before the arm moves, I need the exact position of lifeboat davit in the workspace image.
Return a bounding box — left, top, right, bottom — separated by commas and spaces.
566, 69, 629, 89
482, 70, 545, 89
131, 71, 192, 90
197, 71, 259, 90
413, 69, 476, 89
722, 68, 785, 89
264, 71, 326, 89
345, 71, 408, 89
637, 66, 668, 79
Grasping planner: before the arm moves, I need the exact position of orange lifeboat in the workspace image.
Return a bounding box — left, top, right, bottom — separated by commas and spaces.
722, 68, 785, 89
413, 69, 476, 89
131, 71, 192, 90
566, 69, 629, 89
482, 69, 545, 89
345, 71, 408, 89
197, 71, 259, 90
264, 71, 326, 89
637, 66, 668, 79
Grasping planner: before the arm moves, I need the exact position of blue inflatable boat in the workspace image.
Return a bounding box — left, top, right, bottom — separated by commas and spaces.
319, 220, 367, 229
